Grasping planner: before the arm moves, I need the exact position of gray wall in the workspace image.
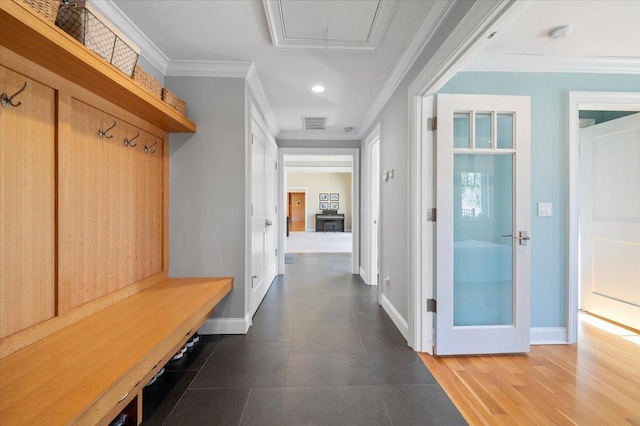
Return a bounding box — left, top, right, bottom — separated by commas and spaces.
360, 0, 475, 321
168, 76, 247, 319
277, 139, 360, 148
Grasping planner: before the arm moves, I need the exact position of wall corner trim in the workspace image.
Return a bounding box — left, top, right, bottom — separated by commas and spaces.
199, 313, 252, 335
530, 327, 568, 345
359, 266, 368, 285
381, 293, 409, 341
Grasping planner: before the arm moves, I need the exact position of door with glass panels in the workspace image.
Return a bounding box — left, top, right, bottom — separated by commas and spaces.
435, 94, 531, 355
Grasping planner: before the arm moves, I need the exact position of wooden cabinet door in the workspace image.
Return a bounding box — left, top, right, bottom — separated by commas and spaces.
0, 65, 56, 338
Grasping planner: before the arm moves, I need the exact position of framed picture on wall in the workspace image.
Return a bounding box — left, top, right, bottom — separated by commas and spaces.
330, 193, 339, 201
319, 193, 328, 201
330, 202, 339, 210
319, 202, 329, 210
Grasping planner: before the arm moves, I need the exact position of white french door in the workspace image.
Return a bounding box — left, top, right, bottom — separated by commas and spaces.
435, 94, 531, 355
579, 113, 640, 330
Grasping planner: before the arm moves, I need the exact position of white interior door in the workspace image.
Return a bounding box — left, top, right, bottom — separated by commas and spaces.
265, 145, 277, 285
579, 113, 640, 330
251, 131, 266, 315
369, 137, 380, 287
435, 94, 531, 355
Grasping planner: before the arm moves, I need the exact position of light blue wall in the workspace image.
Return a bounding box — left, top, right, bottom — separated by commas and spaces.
440, 72, 640, 327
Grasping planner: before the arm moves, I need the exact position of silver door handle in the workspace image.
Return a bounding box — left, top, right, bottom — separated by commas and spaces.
501, 231, 530, 245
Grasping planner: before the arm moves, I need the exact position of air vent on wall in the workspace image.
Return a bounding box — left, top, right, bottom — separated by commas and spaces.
303, 116, 328, 130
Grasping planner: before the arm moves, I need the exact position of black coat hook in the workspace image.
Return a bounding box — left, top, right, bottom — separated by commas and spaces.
144, 140, 159, 154
99, 121, 117, 139
124, 132, 140, 148
1, 82, 29, 107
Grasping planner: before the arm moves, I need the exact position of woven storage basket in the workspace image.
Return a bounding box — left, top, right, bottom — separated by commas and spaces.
21, 0, 60, 23
55, 1, 139, 76
132, 66, 162, 100
162, 88, 187, 116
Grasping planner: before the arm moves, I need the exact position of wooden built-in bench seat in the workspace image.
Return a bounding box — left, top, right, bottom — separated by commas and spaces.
0, 277, 232, 425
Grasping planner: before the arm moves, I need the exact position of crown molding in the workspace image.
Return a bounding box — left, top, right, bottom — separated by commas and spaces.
166, 60, 252, 77
90, 0, 169, 75
357, 0, 456, 139
247, 64, 280, 137
408, 0, 531, 97
277, 130, 360, 141
464, 54, 640, 75
263, 0, 397, 51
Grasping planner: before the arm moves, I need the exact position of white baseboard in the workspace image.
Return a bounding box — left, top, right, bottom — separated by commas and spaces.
381, 293, 409, 341
199, 312, 252, 335
530, 327, 568, 345
359, 266, 368, 285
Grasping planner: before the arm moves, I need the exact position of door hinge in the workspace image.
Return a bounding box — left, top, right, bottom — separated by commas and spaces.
275, 162, 278, 170
428, 117, 437, 131
426, 208, 436, 222
275, 248, 279, 257
426, 298, 436, 313
275, 206, 278, 213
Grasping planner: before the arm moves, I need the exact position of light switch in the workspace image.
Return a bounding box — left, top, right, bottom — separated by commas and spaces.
538, 202, 552, 217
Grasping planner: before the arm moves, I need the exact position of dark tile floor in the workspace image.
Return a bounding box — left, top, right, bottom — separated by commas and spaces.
143, 253, 466, 425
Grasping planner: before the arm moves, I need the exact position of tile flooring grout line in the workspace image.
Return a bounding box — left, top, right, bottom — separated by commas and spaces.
237, 387, 253, 425
377, 385, 395, 426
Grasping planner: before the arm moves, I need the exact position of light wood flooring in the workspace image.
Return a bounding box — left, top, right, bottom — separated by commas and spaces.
420, 313, 640, 425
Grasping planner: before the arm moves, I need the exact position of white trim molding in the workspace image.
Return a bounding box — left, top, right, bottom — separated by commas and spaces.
359, 266, 368, 285
530, 327, 568, 345
277, 130, 360, 141
166, 60, 252, 77
381, 294, 409, 341
262, 0, 397, 51
247, 65, 280, 137
566, 91, 640, 344
465, 54, 640, 75
199, 313, 252, 335
91, 0, 169, 75
358, 0, 455, 139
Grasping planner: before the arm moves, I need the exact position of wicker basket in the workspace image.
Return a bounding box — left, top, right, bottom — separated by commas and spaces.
162, 88, 187, 116
132, 66, 162, 100
21, 0, 60, 24
56, 1, 139, 76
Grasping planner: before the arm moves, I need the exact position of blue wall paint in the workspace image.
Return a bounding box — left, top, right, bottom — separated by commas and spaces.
440, 72, 640, 327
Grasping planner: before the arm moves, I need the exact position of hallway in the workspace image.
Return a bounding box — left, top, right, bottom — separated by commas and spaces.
143, 254, 465, 425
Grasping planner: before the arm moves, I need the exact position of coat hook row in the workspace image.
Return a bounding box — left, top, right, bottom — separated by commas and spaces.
1, 82, 29, 108
144, 140, 159, 154
124, 132, 140, 148
99, 121, 117, 139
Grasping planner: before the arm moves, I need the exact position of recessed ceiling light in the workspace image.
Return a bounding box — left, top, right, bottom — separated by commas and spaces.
548, 25, 574, 41
312, 85, 325, 93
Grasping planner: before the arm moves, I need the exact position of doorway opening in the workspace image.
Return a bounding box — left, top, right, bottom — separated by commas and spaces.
568, 91, 640, 343
278, 148, 360, 275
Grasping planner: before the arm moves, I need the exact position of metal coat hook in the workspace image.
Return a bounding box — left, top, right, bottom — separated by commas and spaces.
99, 121, 117, 139
1, 82, 29, 107
124, 132, 140, 148
144, 140, 159, 154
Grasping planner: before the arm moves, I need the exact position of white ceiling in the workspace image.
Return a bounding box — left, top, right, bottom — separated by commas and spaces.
107, 0, 435, 139
465, 0, 640, 72
101, 0, 639, 140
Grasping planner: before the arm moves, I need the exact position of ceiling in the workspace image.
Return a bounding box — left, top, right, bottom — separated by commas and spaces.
101, 0, 640, 140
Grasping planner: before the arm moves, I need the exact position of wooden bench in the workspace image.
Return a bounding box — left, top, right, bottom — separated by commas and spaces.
0, 277, 232, 425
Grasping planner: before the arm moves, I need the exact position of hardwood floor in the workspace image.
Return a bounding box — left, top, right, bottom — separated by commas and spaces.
420, 313, 640, 425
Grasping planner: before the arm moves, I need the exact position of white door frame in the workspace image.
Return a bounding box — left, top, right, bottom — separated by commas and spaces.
364, 124, 381, 287
566, 91, 640, 343
278, 147, 360, 275
406, 0, 529, 351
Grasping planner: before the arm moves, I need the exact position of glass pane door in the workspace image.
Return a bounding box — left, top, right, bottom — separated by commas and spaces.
453, 154, 513, 326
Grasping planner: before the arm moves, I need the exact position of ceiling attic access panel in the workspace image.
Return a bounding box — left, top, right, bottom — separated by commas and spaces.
263, 0, 398, 50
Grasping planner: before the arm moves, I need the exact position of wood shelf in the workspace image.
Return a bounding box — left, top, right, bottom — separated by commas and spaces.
0, 0, 195, 133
